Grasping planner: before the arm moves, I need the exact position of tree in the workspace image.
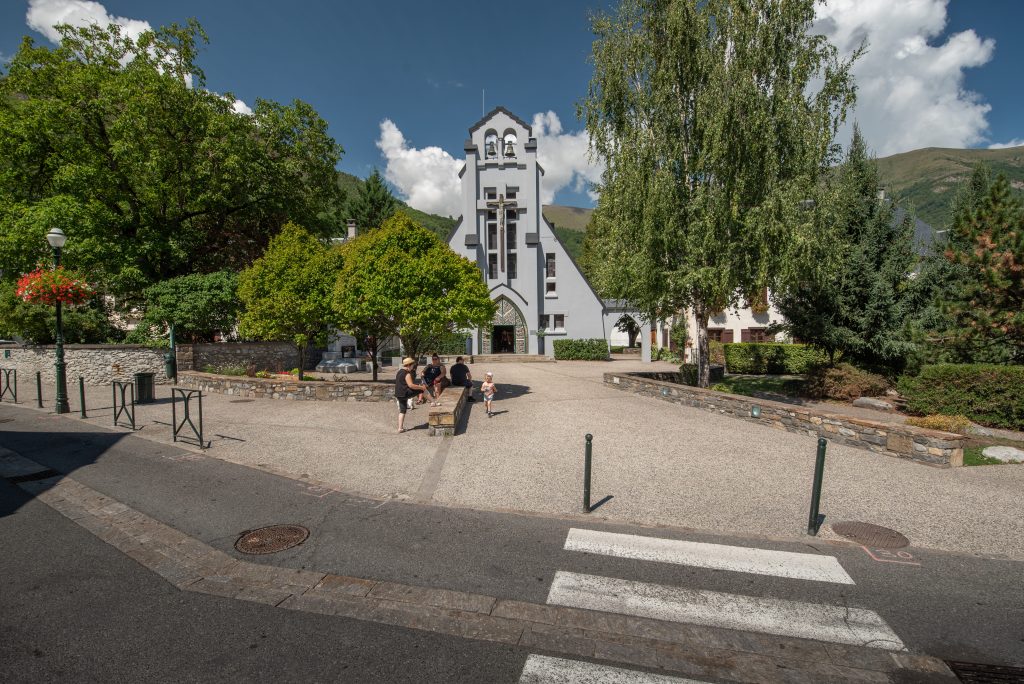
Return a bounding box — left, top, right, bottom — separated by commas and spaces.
135, 271, 239, 343
580, 0, 858, 386
772, 127, 917, 373
942, 175, 1024, 363
333, 213, 495, 381
237, 223, 343, 379
615, 315, 641, 348
0, 283, 117, 344
0, 20, 344, 301
348, 169, 398, 233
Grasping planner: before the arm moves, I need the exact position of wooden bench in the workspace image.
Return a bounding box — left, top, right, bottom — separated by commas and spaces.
427, 385, 469, 436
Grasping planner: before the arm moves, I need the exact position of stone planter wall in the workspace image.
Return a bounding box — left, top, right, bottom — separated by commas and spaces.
177, 342, 323, 373
176, 372, 394, 402
606, 372, 964, 467
0, 344, 168, 385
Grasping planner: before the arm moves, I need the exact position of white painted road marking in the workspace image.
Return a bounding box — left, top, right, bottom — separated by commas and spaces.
519, 654, 705, 683
564, 528, 855, 585
546, 571, 906, 651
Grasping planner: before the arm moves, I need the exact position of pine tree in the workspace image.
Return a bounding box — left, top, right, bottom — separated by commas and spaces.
348, 169, 397, 233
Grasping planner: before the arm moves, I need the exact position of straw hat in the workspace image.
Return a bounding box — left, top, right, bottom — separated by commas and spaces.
402, 357, 416, 366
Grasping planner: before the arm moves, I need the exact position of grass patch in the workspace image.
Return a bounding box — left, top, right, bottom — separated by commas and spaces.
963, 446, 1008, 466
710, 375, 805, 397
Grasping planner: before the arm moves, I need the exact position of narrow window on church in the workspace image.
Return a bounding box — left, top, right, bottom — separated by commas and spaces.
508, 253, 517, 279
485, 187, 497, 201
506, 187, 518, 200
487, 222, 497, 250
507, 223, 516, 250
545, 253, 556, 278
488, 254, 498, 279
546, 281, 557, 295
553, 314, 565, 330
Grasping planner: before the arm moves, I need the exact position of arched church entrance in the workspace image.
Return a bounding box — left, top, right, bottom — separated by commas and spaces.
481, 296, 527, 354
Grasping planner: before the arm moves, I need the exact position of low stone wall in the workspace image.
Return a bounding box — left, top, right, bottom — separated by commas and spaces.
176, 372, 393, 402
0, 344, 168, 385
606, 372, 964, 467
427, 386, 468, 437
177, 342, 323, 373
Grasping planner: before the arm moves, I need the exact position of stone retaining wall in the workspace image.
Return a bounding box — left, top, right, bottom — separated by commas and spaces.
177, 342, 323, 373
176, 372, 393, 402
0, 344, 168, 385
606, 372, 964, 467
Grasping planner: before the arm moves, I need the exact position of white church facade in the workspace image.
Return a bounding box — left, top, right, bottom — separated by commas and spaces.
447, 107, 650, 360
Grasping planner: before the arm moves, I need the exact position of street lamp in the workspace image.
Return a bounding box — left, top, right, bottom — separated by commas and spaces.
46, 227, 70, 414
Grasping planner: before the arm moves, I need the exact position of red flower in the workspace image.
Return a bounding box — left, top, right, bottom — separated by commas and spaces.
16, 266, 94, 306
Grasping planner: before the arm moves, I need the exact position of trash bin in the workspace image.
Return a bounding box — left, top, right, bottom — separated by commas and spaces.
163, 352, 176, 380
134, 372, 155, 404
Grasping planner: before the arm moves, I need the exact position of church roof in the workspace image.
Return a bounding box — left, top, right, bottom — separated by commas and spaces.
468, 106, 533, 136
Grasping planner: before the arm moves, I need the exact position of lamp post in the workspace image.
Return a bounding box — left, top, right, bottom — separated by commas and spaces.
46, 227, 70, 414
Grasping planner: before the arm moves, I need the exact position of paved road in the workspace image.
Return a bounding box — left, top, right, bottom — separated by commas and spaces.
2, 404, 1022, 681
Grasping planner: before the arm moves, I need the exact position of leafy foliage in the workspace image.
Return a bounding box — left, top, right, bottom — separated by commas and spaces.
136, 271, 239, 343
0, 283, 117, 344
898, 364, 1024, 430
333, 212, 494, 380
904, 414, 972, 434
238, 223, 343, 379
552, 339, 609, 360
722, 343, 828, 375
0, 20, 343, 302
803, 363, 889, 400
347, 169, 397, 233
579, 0, 858, 386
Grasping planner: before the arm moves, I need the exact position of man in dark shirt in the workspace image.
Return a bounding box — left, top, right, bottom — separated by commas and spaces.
449, 356, 474, 401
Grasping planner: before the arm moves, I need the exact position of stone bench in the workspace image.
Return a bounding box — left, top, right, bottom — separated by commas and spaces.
427, 385, 469, 436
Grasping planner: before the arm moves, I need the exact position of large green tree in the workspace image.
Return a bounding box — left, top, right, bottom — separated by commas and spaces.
131, 271, 239, 344
348, 169, 398, 233
238, 223, 343, 379
333, 213, 495, 381
772, 127, 917, 373
0, 20, 343, 301
580, 0, 858, 386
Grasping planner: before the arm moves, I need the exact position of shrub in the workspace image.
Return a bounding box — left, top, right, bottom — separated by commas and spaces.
905, 414, 972, 434
804, 363, 889, 400
898, 365, 1024, 430
709, 340, 725, 365
610, 345, 625, 354
553, 338, 609, 360
723, 343, 828, 374
202, 364, 247, 376
255, 370, 272, 378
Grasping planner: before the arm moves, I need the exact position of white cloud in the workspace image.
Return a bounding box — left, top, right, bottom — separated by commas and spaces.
27, 0, 151, 44
988, 139, 1024, 150
531, 111, 603, 204
377, 119, 463, 217
232, 99, 253, 116
814, 0, 996, 155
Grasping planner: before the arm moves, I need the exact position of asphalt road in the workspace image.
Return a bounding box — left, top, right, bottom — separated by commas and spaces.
2, 403, 1022, 681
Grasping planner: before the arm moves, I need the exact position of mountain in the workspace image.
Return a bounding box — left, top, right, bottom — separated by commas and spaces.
336, 171, 457, 240
876, 145, 1024, 229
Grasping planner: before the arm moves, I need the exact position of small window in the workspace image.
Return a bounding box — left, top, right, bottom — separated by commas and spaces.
506, 187, 518, 200
485, 187, 497, 201
487, 210, 497, 220
707, 329, 724, 343
507, 224, 516, 250
742, 328, 771, 343
553, 314, 565, 330
508, 253, 517, 279
487, 254, 498, 279
545, 253, 556, 278
487, 223, 497, 250
545, 281, 557, 295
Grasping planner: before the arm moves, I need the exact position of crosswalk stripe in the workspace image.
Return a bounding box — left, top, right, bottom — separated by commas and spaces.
547, 571, 906, 651
519, 654, 706, 683
564, 528, 855, 584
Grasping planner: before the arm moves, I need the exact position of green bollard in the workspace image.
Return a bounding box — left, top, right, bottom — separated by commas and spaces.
808, 438, 827, 535
36, 371, 43, 408
583, 434, 593, 513
79, 376, 87, 419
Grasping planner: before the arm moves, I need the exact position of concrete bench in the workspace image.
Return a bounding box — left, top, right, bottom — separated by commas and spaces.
427, 385, 469, 436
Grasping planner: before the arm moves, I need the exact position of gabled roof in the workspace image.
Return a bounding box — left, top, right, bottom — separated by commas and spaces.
468, 106, 532, 136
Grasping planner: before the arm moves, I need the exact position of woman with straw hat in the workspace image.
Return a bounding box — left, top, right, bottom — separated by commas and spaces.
395, 357, 427, 433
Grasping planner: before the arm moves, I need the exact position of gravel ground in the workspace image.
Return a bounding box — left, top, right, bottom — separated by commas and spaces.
14, 360, 1024, 559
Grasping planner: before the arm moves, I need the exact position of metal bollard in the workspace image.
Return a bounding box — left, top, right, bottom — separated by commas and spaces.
807, 438, 827, 535
36, 371, 43, 408
79, 376, 87, 419
583, 433, 593, 513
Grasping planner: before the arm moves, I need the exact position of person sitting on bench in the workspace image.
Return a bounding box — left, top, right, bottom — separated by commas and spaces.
449, 356, 474, 401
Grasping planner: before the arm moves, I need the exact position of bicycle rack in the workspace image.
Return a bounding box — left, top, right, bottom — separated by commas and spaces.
172, 387, 205, 448
112, 380, 136, 430
0, 368, 16, 403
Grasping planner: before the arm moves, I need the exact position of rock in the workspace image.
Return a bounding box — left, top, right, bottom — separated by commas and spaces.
852, 397, 894, 411
982, 446, 1024, 463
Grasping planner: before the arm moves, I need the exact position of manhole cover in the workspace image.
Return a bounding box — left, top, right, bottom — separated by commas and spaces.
234, 525, 309, 555
831, 521, 909, 548
946, 660, 1024, 683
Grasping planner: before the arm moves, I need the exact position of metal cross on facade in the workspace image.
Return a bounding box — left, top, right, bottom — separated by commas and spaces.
486, 193, 517, 272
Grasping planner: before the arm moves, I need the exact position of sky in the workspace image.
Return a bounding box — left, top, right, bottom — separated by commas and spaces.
2, 0, 1022, 216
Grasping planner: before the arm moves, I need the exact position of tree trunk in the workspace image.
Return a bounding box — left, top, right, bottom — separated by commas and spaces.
296, 344, 305, 381
694, 302, 710, 388
367, 336, 379, 382
628, 328, 639, 348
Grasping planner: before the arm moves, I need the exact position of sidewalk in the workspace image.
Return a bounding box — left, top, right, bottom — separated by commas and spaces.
9, 359, 1024, 559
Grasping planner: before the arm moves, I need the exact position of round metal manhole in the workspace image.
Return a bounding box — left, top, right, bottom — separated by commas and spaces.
234, 525, 309, 555
831, 521, 909, 549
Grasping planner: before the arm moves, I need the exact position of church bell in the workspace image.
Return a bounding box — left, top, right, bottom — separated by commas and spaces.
485, 140, 497, 158
504, 140, 515, 157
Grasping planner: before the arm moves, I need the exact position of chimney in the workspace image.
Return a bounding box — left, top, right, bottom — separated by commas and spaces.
877, 188, 886, 202
346, 219, 357, 239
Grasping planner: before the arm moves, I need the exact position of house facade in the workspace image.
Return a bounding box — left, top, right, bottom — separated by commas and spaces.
447, 107, 650, 360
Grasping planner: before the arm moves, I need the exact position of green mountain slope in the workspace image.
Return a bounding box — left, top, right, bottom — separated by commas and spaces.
876, 146, 1024, 229
336, 171, 457, 240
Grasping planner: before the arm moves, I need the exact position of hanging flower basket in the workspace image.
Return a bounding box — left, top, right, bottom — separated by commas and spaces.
15, 266, 93, 306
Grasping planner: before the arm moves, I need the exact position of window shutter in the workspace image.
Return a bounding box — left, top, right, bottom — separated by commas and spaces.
740, 329, 751, 343
723, 330, 734, 343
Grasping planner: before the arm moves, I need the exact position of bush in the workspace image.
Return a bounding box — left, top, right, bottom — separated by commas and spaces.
898, 365, 1024, 430
202, 364, 247, 376
723, 343, 828, 374
610, 346, 625, 354
553, 338, 609, 360
804, 363, 889, 400
905, 414, 972, 434
708, 340, 725, 366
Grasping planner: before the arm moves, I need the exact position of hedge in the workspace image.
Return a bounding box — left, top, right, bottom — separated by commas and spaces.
553, 338, 609, 360
723, 343, 828, 374
897, 364, 1024, 430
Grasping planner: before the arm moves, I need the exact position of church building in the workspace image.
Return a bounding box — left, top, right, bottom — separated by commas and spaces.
448, 107, 650, 360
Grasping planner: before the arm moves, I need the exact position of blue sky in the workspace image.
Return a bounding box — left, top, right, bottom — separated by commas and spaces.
2, 1, 1022, 215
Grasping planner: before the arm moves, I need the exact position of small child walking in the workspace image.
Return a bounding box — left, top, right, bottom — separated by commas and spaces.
481, 371, 497, 417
